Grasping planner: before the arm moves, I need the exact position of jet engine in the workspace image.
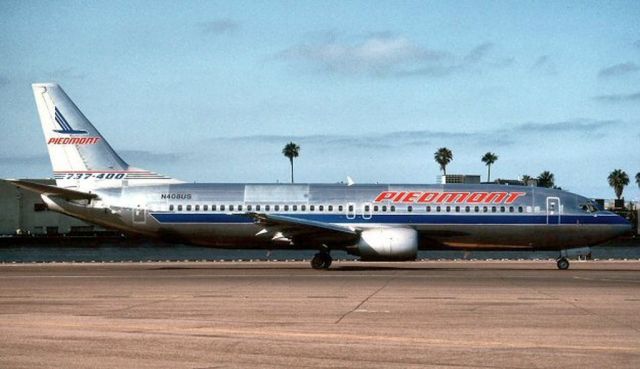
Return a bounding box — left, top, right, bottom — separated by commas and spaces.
350, 228, 418, 261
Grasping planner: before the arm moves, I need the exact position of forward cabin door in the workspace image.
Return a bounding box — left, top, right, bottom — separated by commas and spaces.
546, 197, 560, 225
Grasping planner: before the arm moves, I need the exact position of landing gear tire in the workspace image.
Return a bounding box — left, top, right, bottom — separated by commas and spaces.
556, 258, 570, 270
311, 253, 332, 270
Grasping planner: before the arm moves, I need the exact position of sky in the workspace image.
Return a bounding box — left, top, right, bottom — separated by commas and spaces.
0, 0, 639, 200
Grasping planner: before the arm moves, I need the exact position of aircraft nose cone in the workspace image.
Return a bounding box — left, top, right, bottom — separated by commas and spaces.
617, 214, 633, 234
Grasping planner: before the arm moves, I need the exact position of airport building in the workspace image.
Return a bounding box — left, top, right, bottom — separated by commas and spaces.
438, 174, 481, 184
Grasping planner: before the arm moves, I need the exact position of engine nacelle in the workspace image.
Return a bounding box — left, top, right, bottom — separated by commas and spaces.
351, 228, 418, 261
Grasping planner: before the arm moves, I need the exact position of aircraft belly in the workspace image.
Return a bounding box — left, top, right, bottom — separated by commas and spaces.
415, 224, 628, 251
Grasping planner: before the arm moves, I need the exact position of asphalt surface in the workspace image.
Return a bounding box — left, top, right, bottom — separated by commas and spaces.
1, 260, 639, 369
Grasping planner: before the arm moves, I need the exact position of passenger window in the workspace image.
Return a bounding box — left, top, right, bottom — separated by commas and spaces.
465, 206, 470, 212
301, 205, 306, 211
407, 205, 412, 212
382, 205, 387, 212
446, 206, 451, 212
474, 206, 479, 212
229, 205, 234, 211
178, 205, 183, 211
483, 206, 488, 213
238, 205, 243, 211
518, 206, 523, 213
338, 205, 343, 211
491, 206, 497, 213
348, 205, 354, 211
265, 205, 270, 211
275, 205, 280, 211
220, 205, 225, 211
455, 206, 460, 212
328, 205, 334, 211
364, 205, 370, 212
309, 205, 315, 211
436, 206, 441, 212
373, 205, 379, 211
509, 206, 514, 213
247, 205, 252, 211
195, 205, 200, 211
426, 206, 431, 212
169, 204, 174, 211
284, 205, 289, 211
255, 205, 261, 211
186, 205, 192, 211
212, 205, 217, 211
500, 206, 505, 213
390, 205, 395, 212
319, 205, 324, 211
203, 205, 208, 211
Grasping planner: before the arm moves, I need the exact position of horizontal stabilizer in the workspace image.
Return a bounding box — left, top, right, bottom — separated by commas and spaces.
4, 179, 97, 200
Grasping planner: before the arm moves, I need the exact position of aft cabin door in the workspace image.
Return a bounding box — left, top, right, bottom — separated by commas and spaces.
133, 205, 146, 224
546, 197, 560, 225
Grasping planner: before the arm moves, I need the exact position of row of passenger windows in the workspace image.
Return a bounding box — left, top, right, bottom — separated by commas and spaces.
169, 204, 344, 212
168, 203, 528, 213
366, 205, 526, 213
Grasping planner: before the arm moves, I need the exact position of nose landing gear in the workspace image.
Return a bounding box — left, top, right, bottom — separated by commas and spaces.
311, 252, 332, 270
555, 247, 592, 270
556, 257, 570, 270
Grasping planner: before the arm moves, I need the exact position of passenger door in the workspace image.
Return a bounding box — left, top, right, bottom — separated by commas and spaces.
133, 205, 146, 224
546, 197, 560, 225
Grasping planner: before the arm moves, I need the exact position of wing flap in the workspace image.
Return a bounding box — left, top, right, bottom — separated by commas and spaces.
244, 212, 360, 245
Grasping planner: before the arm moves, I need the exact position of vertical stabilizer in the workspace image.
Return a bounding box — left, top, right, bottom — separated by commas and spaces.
32, 83, 181, 189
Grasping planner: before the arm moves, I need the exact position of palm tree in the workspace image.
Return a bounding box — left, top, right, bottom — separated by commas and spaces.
481, 152, 498, 182
607, 169, 629, 200
537, 171, 555, 188
434, 147, 453, 176
282, 142, 300, 183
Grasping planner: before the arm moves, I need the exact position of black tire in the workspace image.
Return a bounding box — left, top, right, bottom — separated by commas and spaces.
557, 258, 570, 270
311, 254, 325, 270
322, 254, 332, 269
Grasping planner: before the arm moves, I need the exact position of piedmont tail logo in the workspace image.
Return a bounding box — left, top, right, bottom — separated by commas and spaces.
48, 107, 101, 145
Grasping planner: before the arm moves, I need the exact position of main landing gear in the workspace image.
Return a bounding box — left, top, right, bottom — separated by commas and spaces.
311, 252, 332, 270
556, 257, 570, 270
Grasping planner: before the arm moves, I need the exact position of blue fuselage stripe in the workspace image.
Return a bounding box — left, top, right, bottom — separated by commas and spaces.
149, 213, 628, 225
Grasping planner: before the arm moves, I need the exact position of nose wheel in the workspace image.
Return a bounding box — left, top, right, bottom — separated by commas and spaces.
556, 257, 570, 270
311, 252, 332, 270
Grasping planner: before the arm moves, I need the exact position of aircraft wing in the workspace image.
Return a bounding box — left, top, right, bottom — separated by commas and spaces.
4, 179, 97, 200
244, 212, 360, 246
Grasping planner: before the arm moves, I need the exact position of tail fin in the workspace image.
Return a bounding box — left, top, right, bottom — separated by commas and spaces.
32, 83, 181, 189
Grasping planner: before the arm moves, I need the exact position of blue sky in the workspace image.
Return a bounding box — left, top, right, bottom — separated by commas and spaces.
1, 0, 639, 199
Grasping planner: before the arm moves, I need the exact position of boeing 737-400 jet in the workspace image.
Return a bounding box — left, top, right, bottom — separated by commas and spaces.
6, 83, 632, 269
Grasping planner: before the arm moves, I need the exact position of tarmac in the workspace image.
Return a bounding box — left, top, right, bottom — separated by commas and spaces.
1, 260, 639, 369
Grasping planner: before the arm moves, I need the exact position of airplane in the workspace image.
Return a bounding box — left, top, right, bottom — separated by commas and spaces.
6, 83, 632, 270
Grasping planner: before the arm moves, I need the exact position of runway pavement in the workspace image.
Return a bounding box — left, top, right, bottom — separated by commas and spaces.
1, 260, 639, 368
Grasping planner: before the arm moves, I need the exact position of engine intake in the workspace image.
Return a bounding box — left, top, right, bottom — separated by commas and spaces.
351, 228, 418, 261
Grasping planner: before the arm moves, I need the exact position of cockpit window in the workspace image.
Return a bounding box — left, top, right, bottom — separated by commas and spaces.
580, 203, 598, 213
